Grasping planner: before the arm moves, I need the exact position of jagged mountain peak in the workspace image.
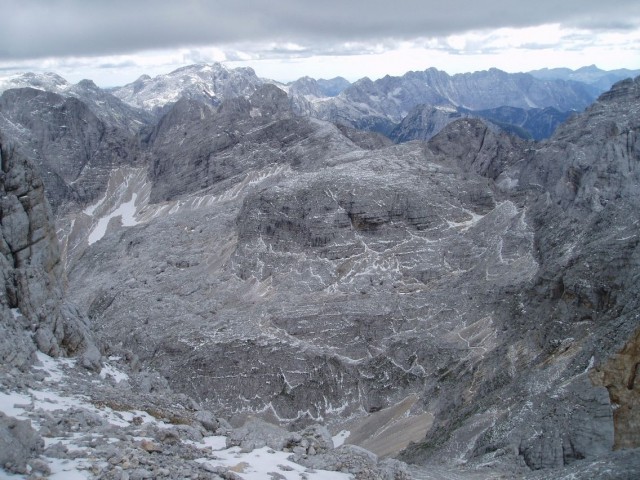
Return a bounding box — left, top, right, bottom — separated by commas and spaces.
528, 65, 640, 91
111, 62, 264, 113
299, 66, 600, 136
597, 74, 640, 102
286, 75, 350, 99
552, 74, 640, 142
0, 71, 70, 95
75, 78, 99, 90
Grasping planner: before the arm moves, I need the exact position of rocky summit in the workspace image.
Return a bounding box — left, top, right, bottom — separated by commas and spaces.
0, 64, 639, 479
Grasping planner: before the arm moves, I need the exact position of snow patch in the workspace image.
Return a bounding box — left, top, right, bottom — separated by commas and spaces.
332, 429, 350, 447
185, 435, 228, 451
195, 446, 352, 480
34, 351, 75, 383
47, 457, 92, 480
99, 363, 129, 383
0, 390, 31, 418
87, 193, 138, 245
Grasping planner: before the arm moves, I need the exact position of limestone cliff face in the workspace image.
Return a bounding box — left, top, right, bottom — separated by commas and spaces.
0, 87, 140, 214
0, 136, 97, 369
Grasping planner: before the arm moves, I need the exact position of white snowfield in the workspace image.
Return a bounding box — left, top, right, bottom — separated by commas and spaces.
0, 353, 353, 479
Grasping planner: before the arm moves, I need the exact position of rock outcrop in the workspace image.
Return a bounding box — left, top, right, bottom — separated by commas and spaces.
0, 136, 97, 369
0, 412, 44, 474
0, 88, 140, 213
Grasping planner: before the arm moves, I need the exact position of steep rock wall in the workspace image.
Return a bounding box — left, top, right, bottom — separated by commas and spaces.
0, 136, 97, 369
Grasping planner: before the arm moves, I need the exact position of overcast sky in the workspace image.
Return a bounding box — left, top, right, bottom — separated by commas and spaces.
2, 0, 639, 86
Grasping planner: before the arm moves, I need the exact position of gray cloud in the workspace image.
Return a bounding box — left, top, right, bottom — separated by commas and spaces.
2, 0, 640, 60
96, 60, 138, 69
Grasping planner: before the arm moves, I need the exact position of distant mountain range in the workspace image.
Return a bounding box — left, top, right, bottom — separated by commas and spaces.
528, 64, 640, 91
1, 63, 637, 147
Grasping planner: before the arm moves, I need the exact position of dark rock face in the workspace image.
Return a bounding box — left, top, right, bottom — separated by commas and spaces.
0, 137, 96, 368
0, 412, 43, 474
0, 88, 139, 213
389, 104, 571, 144
528, 65, 640, 92
390, 105, 469, 143
145, 84, 361, 202
468, 106, 572, 141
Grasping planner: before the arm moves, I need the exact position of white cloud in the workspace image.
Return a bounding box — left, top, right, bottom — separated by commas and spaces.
0, 22, 638, 87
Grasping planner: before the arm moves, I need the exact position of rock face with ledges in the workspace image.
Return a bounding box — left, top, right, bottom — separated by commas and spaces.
144, 84, 364, 202
0, 136, 97, 369
0, 88, 139, 213
401, 76, 640, 470
67, 88, 539, 433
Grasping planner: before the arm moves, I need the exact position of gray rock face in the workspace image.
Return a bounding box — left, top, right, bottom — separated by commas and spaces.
0, 412, 44, 474
144, 84, 362, 202
401, 77, 640, 470
0, 87, 139, 213
67, 90, 538, 431
0, 137, 96, 367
